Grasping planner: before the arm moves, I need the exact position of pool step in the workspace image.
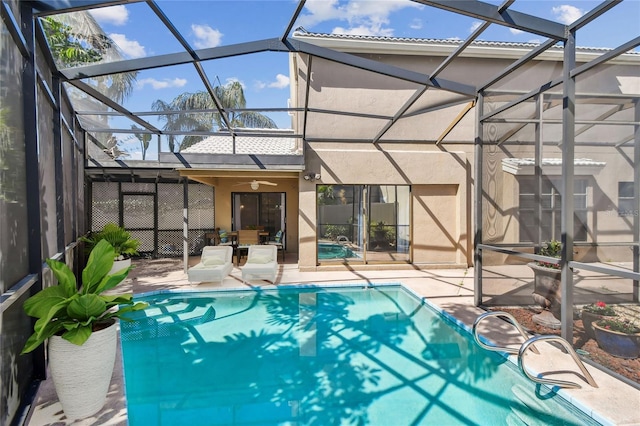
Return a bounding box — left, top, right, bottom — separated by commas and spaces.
507, 384, 578, 426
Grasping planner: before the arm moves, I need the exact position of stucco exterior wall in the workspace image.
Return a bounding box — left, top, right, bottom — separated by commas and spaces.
298, 144, 471, 269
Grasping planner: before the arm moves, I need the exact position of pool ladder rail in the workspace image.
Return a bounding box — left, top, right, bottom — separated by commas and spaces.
472, 311, 598, 390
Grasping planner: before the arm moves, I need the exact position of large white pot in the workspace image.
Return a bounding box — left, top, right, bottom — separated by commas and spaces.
109, 258, 131, 275
48, 321, 117, 420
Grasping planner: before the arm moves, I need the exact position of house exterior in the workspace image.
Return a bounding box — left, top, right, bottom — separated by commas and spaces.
289, 31, 639, 270
77, 31, 639, 275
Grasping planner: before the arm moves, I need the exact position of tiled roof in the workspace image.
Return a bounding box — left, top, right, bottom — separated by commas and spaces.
501, 157, 607, 175
181, 130, 300, 155
503, 158, 607, 167
292, 28, 639, 56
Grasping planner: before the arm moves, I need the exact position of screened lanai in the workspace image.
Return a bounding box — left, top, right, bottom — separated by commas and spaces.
1, 0, 639, 424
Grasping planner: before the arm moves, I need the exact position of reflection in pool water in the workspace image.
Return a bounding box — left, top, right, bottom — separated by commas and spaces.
318, 242, 357, 259
121, 285, 600, 426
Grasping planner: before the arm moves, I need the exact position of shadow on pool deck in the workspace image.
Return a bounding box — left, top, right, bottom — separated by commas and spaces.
24, 257, 640, 426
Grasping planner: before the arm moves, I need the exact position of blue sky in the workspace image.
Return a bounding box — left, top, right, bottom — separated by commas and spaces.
76, 0, 639, 156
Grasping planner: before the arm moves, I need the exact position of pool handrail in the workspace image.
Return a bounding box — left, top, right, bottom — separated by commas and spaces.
519, 335, 598, 389
472, 311, 540, 355
473, 311, 598, 390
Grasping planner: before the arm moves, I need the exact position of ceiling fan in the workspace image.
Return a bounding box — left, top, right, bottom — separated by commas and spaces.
233, 180, 278, 190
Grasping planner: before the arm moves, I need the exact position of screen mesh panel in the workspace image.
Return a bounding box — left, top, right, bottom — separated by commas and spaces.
91, 182, 120, 229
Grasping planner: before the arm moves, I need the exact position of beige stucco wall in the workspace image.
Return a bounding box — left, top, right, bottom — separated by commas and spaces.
298, 144, 471, 269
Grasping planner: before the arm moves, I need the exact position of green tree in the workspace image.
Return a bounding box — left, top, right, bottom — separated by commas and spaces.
41, 17, 103, 66
153, 80, 277, 151
41, 12, 138, 153
131, 125, 152, 160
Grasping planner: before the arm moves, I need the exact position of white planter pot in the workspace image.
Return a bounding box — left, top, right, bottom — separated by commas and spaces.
48, 321, 117, 420
110, 258, 131, 275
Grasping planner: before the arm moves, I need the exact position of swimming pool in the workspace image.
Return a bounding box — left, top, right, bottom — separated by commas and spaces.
120, 284, 599, 425
317, 242, 357, 259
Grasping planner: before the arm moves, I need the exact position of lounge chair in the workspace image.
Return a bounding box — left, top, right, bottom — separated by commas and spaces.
241, 245, 278, 284
187, 246, 233, 285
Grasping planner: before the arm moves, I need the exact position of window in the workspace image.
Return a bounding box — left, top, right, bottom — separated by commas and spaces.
317, 185, 410, 263
618, 182, 636, 216
518, 178, 587, 243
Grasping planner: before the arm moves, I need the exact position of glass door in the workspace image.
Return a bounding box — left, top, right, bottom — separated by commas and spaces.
232, 192, 286, 241
317, 185, 410, 263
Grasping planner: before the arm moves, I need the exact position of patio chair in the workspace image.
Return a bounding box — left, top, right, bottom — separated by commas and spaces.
241, 245, 278, 284
235, 229, 261, 263
187, 246, 233, 285
266, 229, 285, 262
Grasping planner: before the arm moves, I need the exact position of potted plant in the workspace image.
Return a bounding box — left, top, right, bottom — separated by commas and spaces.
581, 301, 617, 340
21, 239, 148, 420
593, 317, 640, 359
528, 240, 562, 328
80, 222, 141, 274
371, 220, 389, 250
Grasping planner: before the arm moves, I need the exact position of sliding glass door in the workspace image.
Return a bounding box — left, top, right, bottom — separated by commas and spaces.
317, 185, 410, 263
232, 192, 286, 241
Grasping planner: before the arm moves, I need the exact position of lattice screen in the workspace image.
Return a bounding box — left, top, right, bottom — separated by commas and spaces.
90, 181, 214, 257
91, 182, 120, 229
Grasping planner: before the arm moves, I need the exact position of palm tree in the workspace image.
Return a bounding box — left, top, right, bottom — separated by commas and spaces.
153, 81, 277, 151
41, 12, 138, 151
131, 125, 151, 160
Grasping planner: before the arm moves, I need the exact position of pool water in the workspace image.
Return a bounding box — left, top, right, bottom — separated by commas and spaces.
317, 242, 356, 259
120, 285, 599, 426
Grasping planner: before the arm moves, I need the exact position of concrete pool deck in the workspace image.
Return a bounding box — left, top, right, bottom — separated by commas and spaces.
24, 256, 640, 426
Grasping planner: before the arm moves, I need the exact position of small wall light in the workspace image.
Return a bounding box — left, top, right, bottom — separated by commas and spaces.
303, 172, 321, 182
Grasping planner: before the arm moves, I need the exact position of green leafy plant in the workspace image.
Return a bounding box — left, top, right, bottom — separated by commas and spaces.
582, 301, 616, 316
21, 240, 148, 354
536, 240, 562, 269
596, 318, 640, 334
322, 224, 349, 240
80, 222, 140, 260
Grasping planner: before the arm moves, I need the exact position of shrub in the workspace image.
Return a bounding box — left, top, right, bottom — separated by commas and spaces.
81, 222, 140, 259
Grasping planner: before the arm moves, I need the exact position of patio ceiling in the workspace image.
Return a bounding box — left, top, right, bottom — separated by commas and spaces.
24, 0, 638, 153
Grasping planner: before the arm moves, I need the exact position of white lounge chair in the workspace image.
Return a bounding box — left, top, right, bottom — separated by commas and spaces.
187, 246, 233, 285
241, 245, 278, 284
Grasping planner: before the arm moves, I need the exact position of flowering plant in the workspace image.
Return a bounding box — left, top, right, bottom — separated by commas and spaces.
596, 318, 640, 334
535, 240, 561, 269
582, 301, 616, 316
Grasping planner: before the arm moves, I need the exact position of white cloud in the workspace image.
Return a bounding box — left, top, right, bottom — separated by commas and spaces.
470, 21, 482, 33
552, 5, 585, 25
192, 24, 223, 49
89, 5, 129, 26
109, 34, 146, 58
258, 74, 290, 89
409, 19, 423, 30
297, 0, 422, 37
509, 28, 523, 35
137, 78, 187, 90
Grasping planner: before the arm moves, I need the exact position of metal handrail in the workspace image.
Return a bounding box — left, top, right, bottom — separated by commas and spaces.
519, 335, 598, 389
472, 311, 539, 354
